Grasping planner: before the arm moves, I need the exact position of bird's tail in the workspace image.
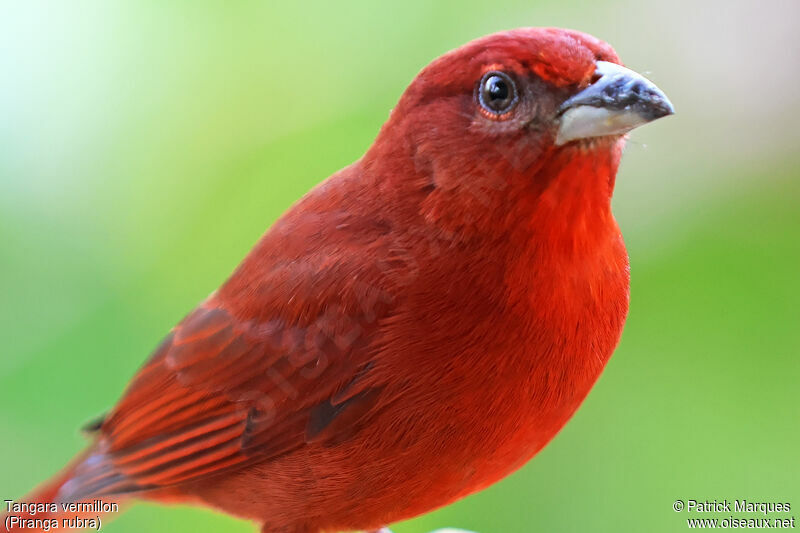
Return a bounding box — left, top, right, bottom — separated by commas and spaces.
1, 445, 129, 533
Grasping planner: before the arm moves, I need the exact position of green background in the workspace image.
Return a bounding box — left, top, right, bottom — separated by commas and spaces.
1, 1, 798, 532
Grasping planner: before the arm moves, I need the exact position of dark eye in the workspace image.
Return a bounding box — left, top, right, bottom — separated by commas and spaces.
478, 71, 518, 116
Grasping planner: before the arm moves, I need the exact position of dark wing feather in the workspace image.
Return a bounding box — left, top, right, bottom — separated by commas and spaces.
57, 202, 402, 500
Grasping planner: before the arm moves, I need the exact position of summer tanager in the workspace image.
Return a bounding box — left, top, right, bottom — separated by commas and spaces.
3, 27, 673, 533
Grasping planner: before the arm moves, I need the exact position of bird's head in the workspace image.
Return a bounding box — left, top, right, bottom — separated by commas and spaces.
366, 28, 674, 239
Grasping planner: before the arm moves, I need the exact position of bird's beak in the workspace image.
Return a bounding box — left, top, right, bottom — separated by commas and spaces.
555, 61, 674, 146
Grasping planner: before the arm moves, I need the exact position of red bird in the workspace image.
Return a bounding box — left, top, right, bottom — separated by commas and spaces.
4, 28, 672, 533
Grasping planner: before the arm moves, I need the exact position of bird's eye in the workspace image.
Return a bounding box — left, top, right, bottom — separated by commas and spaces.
478, 71, 518, 117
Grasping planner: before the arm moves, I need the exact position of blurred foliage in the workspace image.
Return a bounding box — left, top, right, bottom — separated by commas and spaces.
1, 1, 798, 532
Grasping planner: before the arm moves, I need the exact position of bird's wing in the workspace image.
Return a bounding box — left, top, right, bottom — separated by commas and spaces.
58, 204, 403, 499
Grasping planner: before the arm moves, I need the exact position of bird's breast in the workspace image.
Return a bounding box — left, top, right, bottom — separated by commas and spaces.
460, 225, 630, 488
377, 218, 624, 495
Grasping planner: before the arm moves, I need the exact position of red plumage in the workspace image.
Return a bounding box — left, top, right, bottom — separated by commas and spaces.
4, 27, 673, 533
